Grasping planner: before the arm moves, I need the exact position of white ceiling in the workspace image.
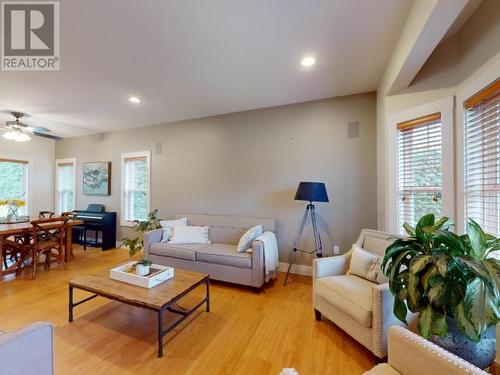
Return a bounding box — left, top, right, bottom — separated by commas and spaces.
0, 0, 413, 138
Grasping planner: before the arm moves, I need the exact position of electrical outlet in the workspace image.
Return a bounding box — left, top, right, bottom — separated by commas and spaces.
333, 245, 340, 255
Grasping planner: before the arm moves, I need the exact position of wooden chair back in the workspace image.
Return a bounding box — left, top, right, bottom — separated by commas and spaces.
39, 211, 55, 219
30, 217, 69, 250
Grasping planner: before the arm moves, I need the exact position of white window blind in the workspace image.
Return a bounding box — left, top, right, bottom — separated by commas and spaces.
397, 113, 443, 231
121, 152, 150, 225
55, 160, 75, 214
464, 80, 500, 235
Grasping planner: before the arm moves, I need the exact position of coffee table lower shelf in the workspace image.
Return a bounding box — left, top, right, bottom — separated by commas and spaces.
68, 276, 210, 357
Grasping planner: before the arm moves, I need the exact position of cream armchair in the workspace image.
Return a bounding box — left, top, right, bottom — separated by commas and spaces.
313, 229, 413, 358
364, 326, 489, 375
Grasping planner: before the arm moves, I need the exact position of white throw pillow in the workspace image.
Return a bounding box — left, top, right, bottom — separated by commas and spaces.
168, 225, 211, 245
347, 244, 388, 284
237, 224, 263, 253
159, 217, 188, 243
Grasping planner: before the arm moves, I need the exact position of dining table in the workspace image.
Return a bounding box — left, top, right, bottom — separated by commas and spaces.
0, 218, 84, 277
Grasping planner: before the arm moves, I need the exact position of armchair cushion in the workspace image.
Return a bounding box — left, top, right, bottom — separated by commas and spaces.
315, 274, 374, 327
348, 244, 388, 284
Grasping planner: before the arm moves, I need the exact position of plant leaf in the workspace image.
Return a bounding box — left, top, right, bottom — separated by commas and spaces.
435, 254, 449, 276
453, 302, 480, 342
462, 278, 500, 339
432, 312, 448, 337
484, 258, 500, 293
427, 280, 445, 304
433, 230, 467, 257
407, 272, 422, 312
393, 298, 408, 325
418, 305, 434, 338
421, 265, 439, 292
403, 223, 415, 237
467, 219, 487, 260
415, 214, 435, 242
434, 216, 451, 230
409, 255, 433, 274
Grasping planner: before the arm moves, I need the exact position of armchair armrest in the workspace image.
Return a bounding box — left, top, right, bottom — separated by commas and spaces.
313, 251, 351, 279
371, 283, 419, 358
143, 228, 163, 258
388, 326, 488, 375
0, 322, 54, 375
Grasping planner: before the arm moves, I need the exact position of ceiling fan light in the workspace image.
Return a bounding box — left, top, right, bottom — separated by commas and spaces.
2, 130, 31, 142
2, 131, 17, 141
14, 132, 31, 142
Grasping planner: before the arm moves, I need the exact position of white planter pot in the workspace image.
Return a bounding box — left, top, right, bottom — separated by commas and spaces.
136, 264, 150, 276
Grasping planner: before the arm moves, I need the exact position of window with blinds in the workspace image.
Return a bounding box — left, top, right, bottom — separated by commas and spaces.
464, 79, 500, 235
55, 159, 75, 214
0, 158, 28, 217
397, 113, 443, 231
121, 152, 150, 224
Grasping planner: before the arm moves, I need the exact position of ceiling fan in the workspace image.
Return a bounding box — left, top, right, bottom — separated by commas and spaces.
1, 111, 61, 142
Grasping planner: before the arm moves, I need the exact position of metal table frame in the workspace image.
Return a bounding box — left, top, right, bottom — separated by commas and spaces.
68, 276, 210, 357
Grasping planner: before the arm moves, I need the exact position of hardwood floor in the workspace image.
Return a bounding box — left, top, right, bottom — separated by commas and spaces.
0, 247, 375, 374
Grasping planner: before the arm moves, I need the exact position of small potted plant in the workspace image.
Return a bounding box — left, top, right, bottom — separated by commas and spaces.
382, 214, 500, 368
135, 258, 152, 276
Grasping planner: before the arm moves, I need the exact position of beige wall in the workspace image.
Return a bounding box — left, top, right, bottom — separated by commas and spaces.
56, 93, 377, 263
377, 0, 500, 230
0, 136, 55, 217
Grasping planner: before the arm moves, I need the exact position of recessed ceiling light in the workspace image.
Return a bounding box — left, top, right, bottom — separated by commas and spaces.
128, 96, 141, 104
301, 56, 316, 67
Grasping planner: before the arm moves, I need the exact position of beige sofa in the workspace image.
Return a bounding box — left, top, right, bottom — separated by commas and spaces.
0, 322, 54, 375
313, 229, 413, 358
364, 326, 489, 375
143, 214, 277, 288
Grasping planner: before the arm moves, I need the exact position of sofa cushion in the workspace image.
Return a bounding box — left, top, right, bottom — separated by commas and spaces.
315, 274, 374, 327
149, 242, 211, 261
363, 364, 400, 375
237, 224, 263, 252
196, 243, 252, 269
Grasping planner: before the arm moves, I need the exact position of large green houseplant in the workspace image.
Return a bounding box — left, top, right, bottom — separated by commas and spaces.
121, 209, 161, 262
381, 214, 500, 367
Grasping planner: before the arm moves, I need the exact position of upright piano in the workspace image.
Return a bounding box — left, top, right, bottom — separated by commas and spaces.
72, 204, 117, 250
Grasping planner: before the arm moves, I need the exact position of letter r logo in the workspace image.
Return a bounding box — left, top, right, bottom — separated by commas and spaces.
3, 3, 55, 56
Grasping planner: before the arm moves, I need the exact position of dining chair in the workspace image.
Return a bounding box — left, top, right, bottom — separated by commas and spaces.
39, 211, 55, 219
26, 217, 69, 280
1, 238, 21, 269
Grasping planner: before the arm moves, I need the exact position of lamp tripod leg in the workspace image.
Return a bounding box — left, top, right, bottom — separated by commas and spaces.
284, 205, 310, 285
310, 205, 323, 257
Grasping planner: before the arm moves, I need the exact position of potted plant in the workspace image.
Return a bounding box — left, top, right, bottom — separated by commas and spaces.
120, 209, 162, 275
382, 214, 500, 368
135, 258, 153, 276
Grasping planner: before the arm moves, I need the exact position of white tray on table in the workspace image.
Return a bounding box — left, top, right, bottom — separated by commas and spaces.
110, 261, 174, 289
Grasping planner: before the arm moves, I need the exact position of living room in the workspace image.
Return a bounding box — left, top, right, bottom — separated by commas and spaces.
1, 0, 499, 374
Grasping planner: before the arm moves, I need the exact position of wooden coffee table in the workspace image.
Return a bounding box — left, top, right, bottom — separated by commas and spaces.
68, 268, 210, 357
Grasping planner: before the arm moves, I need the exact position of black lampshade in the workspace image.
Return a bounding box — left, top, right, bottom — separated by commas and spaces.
294, 182, 329, 203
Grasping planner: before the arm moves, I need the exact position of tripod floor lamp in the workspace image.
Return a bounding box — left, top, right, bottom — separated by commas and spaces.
284, 182, 329, 285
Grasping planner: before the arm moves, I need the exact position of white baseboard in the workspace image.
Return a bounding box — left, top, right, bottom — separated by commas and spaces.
278, 262, 312, 276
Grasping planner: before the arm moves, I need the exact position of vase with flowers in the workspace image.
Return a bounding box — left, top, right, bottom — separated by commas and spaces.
0, 199, 26, 223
